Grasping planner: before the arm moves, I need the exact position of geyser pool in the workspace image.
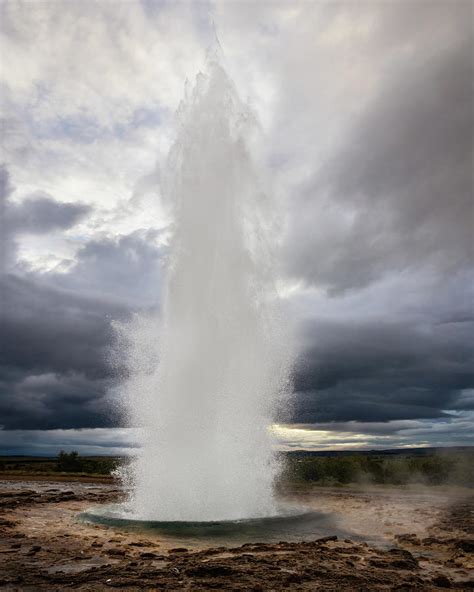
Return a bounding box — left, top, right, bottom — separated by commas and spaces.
113, 52, 292, 523
80, 505, 353, 547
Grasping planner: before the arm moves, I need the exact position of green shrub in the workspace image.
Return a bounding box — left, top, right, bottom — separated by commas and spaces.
56, 450, 83, 472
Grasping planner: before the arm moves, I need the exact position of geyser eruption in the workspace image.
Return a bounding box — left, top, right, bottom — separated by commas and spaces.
117, 54, 291, 522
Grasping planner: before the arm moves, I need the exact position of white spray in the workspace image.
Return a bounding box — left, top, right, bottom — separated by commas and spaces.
116, 53, 292, 522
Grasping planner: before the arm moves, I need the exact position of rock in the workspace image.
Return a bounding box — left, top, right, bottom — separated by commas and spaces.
186, 563, 236, 577
421, 537, 441, 546
285, 571, 304, 584
106, 548, 126, 556
315, 535, 338, 544
432, 575, 452, 588
168, 547, 188, 553
387, 548, 419, 569
455, 539, 474, 553
57, 492, 75, 501
396, 533, 420, 545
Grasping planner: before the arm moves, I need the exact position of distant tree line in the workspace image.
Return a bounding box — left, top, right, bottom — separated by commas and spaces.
56, 451, 119, 474
0, 452, 120, 476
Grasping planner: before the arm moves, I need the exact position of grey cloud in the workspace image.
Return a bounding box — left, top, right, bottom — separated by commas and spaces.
453, 389, 474, 411
0, 226, 165, 429
0, 273, 128, 429
52, 230, 165, 306
0, 165, 164, 431
285, 15, 473, 293
1, 164, 91, 270
1, 274, 122, 378
288, 313, 474, 426
0, 163, 13, 199
277, 413, 474, 450
1, 2, 473, 448
0, 369, 112, 431
0, 164, 15, 270
0, 427, 138, 456
7, 192, 90, 234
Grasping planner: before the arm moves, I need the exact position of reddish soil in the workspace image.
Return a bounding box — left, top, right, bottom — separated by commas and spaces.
0, 479, 472, 590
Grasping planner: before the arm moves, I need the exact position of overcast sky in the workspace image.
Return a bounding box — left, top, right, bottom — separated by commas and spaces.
1, 0, 473, 455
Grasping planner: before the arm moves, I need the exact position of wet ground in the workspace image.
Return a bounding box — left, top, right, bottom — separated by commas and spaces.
0, 478, 473, 590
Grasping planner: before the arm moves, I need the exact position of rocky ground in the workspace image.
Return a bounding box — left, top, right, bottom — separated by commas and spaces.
0, 479, 472, 590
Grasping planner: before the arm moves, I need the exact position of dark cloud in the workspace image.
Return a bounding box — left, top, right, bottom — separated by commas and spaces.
1, 274, 119, 378
0, 164, 15, 270
285, 18, 473, 293
288, 314, 474, 425
1, 3, 472, 448
52, 230, 165, 306
0, 164, 164, 431
282, 7, 474, 432
0, 164, 13, 199
0, 427, 138, 456
1, 164, 91, 270
0, 273, 128, 429
0, 369, 111, 431
0, 227, 164, 430
7, 192, 90, 234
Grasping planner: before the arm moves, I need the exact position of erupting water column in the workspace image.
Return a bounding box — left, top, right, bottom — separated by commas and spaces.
118, 54, 291, 522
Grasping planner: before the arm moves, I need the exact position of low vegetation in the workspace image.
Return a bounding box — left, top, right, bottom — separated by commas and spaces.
0, 448, 472, 487
0, 451, 120, 477
284, 448, 474, 487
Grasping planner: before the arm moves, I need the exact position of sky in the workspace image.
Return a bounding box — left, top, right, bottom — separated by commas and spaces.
0, 0, 473, 456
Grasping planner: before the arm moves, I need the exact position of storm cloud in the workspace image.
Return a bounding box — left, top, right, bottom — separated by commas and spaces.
0, 193, 164, 430
0, 273, 125, 429
285, 24, 472, 293
291, 315, 474, 425
1, 164, 91, 271
0, 1, 472, 452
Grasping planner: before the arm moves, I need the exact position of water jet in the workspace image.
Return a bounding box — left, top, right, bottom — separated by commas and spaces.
106, 52, 292, 525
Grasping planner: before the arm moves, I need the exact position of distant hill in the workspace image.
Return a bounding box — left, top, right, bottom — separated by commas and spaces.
282, 446, 473, 458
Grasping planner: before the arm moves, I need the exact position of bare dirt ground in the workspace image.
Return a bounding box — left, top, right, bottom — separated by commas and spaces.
0, 478, 472, 590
